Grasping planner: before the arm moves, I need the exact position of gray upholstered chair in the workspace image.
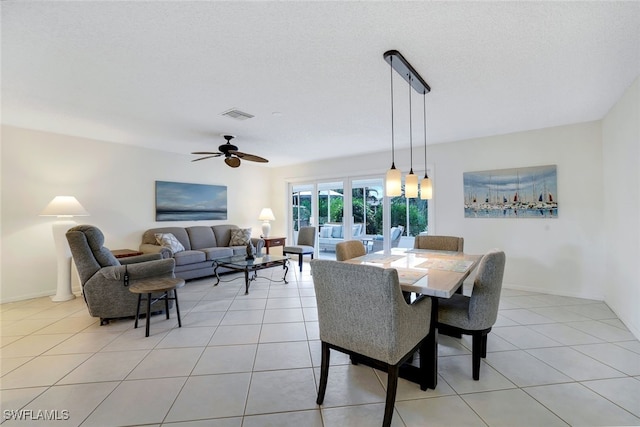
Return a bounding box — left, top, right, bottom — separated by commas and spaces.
310, 259, 432, 427
283, 226, 316, 272
335, 240, 366, 261
66, 225, 176, 325
437, 249, 506, 380
371, 225, 404, 252
414, 235, 464, 252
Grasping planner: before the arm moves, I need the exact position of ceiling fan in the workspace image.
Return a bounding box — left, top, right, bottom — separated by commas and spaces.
191, 135, 268, 168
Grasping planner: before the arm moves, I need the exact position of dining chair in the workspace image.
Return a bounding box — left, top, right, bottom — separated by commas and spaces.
283, 226, 316, 272
335, 240, 366, 261
437, 249, 506, 380
310, 259, 432, 427
414, 235, 464, 252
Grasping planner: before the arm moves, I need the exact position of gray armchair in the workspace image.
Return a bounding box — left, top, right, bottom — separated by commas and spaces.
66, 225, 176, 325
335, 240, 366, 261
311, 259, 432, 427
371, 225, 404, 253
414, 235, 464, 252
437, 249, 506, 380
283, 226, 316, 272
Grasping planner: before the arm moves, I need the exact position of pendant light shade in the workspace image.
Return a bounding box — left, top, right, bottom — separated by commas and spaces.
405, 173, 418, 198
420, 176, 433, 199
386, 167, 402, 197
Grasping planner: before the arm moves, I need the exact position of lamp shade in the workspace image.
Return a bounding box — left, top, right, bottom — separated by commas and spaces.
405, 173, 419, 198
420, 177, 433, 200
40, 196, 89, 217
258, 208, 275, 221
385, 167, 402, 197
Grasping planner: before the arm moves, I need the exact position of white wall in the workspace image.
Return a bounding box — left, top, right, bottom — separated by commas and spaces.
1, 126, 272, 302
272, 121, 606, 300
602, 76, 640, 338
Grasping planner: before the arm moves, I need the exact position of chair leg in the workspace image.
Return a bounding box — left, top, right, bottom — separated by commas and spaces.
316, 342, 330, 405
298, 254, 303, 272
418, 337, 429, 391
481, 331, 488, 358
383, 364, 400, 427
472, 331, 482, 380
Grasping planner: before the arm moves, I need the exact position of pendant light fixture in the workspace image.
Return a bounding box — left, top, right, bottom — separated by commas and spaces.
405, 75, 418, 198
420, 92, 433, 200
383, 50, 431, 199
385, 55, 402, 197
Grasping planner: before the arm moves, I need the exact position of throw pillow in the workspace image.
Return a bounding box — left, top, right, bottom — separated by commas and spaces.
319, 226, 332, 238
155, 233, 185, 253
331, 225, 343, 238
229, 228, 252, 246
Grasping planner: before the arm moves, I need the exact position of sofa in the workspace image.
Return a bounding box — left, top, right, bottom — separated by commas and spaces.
318, 223, 364, 252
139, 225, 264, 280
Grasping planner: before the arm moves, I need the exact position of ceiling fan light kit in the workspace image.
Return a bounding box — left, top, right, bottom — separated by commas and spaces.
191, 135, 268, 168
384, 50, 431, 199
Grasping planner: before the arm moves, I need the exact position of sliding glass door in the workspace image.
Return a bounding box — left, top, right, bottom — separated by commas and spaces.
289, 175, 431, 258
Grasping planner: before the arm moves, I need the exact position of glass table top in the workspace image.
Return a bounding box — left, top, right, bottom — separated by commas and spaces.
214, 254, 289, 267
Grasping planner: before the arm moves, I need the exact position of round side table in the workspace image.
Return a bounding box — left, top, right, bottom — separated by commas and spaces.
129, 277, 185, 337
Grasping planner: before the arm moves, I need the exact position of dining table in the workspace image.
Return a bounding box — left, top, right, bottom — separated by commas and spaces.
343, 247, 483, 390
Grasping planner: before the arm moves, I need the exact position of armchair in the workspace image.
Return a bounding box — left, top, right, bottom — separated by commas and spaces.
311, 259, 432, 427
66, 225, 176, 325
283, 226, 316, 272
371, 225, 404, 253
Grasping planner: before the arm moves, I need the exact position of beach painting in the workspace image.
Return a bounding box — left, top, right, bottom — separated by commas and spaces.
464, 165, 558, 218
155, 181, 227, 221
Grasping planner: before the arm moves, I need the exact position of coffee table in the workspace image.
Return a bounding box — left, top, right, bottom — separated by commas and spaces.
213, 254, 289, 294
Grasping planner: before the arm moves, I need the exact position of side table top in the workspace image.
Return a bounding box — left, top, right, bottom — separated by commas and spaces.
112, 249, 144, 258
129, 277, 185, 294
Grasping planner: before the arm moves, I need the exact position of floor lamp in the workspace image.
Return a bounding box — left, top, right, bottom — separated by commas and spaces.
40, 196, 89, 302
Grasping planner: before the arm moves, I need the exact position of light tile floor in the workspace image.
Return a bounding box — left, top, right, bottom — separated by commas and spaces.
1, 264, 639, 426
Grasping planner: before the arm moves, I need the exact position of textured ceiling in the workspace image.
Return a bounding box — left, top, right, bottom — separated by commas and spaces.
2, 1, 639, 167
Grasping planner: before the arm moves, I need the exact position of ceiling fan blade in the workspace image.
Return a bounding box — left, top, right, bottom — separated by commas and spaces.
231, 151, 269, 163
191, 151, 222, 155
192, 155, 221, 162
225, 157, 241, 168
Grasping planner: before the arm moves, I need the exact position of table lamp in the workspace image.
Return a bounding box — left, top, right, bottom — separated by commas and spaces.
258, 208, 275, 238
40, 196, 90, 301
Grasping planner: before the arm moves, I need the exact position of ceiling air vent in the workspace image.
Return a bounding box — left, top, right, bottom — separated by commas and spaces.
220, 108, 254, 121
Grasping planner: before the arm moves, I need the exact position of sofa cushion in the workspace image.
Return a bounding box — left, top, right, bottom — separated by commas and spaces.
187, 226, 217, 250
173, 250, 206, 266
155, 233, 185, 253
212, 224, 240, 247
202, 247, 234, 260
331, 225, 343, 238
229, 228, 252, 246
320, 226, 332, 238
143, 227, 191, 250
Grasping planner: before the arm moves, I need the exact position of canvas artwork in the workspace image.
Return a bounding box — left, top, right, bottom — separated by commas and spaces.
463, 165, 558, 218
155, 181, 227, 221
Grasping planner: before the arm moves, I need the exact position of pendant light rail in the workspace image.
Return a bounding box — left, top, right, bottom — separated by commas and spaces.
383, 50, 431, 95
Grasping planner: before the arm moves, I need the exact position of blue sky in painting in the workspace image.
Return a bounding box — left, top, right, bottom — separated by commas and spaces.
156, 181, 227, 212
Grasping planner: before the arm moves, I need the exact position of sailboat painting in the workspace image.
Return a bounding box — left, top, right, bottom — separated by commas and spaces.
464, 165, 558, 218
